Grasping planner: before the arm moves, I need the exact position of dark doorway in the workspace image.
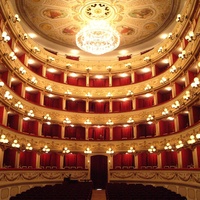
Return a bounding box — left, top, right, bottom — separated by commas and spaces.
90, 155, 108, 189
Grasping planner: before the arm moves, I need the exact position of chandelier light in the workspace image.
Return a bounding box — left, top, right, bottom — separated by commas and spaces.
76, 20, 120, 55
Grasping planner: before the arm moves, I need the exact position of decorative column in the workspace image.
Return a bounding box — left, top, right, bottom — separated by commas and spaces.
177, 151, 182, 168
0, 147, 4, 168
85, 126, 89, 140
35, 153, 41, 168
155, 121, 160, 136
192, 147, 199, 168
134, 154, 138, 169
60, 154, 64, 169
18, 115, 23, 132
86, 98, 89, 112
109, 126, 113, 140
61, 125, 65, 139
15, 150, 20, 168
109, 98, 112, 112
157, 153, 162, 168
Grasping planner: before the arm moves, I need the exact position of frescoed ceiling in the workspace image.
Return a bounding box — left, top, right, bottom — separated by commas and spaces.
12, 0, 183, 60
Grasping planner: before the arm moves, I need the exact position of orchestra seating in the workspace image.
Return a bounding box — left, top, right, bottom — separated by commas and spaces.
105, 183, 187, 200
9, 181, 93, 200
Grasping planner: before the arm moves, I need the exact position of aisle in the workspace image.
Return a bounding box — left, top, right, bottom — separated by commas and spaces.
91, 189, 106, 200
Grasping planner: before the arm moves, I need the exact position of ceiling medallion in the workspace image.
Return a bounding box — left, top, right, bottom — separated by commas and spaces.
76, 20, 120, 55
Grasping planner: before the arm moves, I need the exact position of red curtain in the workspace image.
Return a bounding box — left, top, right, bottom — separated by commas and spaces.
0, 106, 4, 124
89, 78, 109, 87
12, 82, 22, 96
192, 106, 200, 123
178, 114, 189, 130
1, 70, 8, 83
22, 120, 38, 135
19, 151, 36, 168
175, 82, 185, 95
122, 154, 134, 167
76, 153, 85, 168
88, 127, 109, 140
197, 146, 200, 167
75, 126, 85, 140
157, 91, 172, 103
181, 148, 193, 168
135, 72, 152, 83
44, 96, 63, 109
121, 100, 132, 112
161, 151, 178, 167
113, 153, 122, 168
3, 148, 16, 168
136, 97, 154, 109
7, 114, 19, 130
64, 153, 77, 167
25, 91, 40, 104
46, 72, 64, 82
89, 101, 109, 113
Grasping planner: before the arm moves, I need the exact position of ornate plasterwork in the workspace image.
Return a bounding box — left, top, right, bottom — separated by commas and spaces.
14, 0, 181, 54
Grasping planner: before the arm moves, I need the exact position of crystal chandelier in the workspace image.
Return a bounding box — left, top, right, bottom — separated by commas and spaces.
76, 20, 120, 55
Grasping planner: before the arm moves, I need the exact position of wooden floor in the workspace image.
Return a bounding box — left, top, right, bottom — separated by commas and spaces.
91, 190, 106, 200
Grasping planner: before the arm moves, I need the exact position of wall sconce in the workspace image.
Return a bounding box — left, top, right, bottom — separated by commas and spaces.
4, 91, 13, 100
47, 56, 55, 62
187, 135, 196, 145
14, 101, 23, 109
106, 148, 114, 154
45, 85, 52, 92
171, 100, 180, 109
27, 110, 34, 117
28, 77, 38, 84
106, 92, 112, 97
191, 77, 200, 88
127, 147, 135, 153
31, 46, 40, 53
183, 91, 190, 100
43, 114, 51, 121
162, 108, 170, 115
85, 92, 92, 97
125, 63, 132, 69
10, 14, 21, 23
26, 143, 33, 150
143, 56, 151, 62
144, 84, 152, 91
42, 145, 50, 153
19, 33, 28, 40
160, 77, 169, 84
106, 119, 114, 125
106, 66, 112, 72
19, 66, 26, 74
0, 81, 4, 87
126, 90, 133, 96
176, 140, 184, 149
196, 133, 200, 140
147, 114, 154, 124
185, 31, 200, 42
86, 67, 92, 72
84, 119, 92, 125
169, 65, 179, 73
168, 32, 178, 40
64, 90, 72, 95
66, 63, 72, 69
0, 134, 9, 144
164, 143, 173, 151
12, 139, 20, 148
148, 145, 156, 153
1, 31, 10, 42
63, 147, 70, 154
176, 14, 187, 22
158, 46, 166, 53
84, 147, 92, 154
178, 50, 192, 59
127, 117, 134, 123
9, 52, 17, 61
63, 117, 71, 124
